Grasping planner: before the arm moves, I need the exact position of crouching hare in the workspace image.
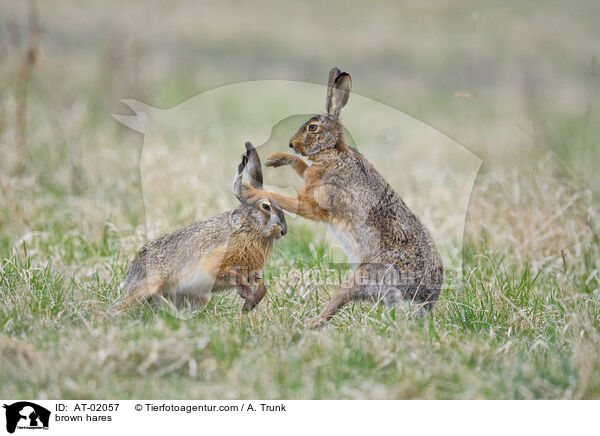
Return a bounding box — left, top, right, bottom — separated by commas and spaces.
123, 141, 287, 312
243, 68, 444, 328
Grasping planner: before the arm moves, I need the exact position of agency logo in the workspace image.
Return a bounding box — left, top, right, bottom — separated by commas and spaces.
113, 80, 482, 317
2, 402, 50, 434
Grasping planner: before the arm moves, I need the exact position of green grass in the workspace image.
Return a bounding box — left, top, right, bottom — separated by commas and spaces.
1, 211, 599, 398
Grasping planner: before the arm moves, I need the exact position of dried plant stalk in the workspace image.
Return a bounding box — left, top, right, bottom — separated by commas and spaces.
14, 0, 39, 173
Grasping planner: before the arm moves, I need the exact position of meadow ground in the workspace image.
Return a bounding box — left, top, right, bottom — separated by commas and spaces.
1, 1, 599, 399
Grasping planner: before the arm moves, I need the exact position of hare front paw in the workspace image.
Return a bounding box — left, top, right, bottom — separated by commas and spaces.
237, 282, 253, 300
241, 298, 256, 313
265, 153, 295, 168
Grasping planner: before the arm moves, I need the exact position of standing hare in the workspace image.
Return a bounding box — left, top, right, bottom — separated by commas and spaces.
243, 68, 443, 328
124, 141, 287, 312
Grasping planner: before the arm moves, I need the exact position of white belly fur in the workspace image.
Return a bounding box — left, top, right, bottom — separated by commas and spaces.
171, 265, 228, 298
328, 222, 361, 266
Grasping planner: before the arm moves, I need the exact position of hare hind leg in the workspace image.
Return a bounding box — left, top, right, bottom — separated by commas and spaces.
307, 265, 373, 329
122, 276, 164, 308
308, 264, 402, 329
308, 285, 354, 329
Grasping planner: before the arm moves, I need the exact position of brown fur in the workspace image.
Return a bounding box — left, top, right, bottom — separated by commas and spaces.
123, 142, 286, 312
251, 68, 444, 327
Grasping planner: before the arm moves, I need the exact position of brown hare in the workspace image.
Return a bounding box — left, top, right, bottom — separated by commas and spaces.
243, 68, 443, 328
124, 141, 287, 312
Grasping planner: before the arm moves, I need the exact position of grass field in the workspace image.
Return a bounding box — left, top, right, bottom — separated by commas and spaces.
1, 1, 599, 399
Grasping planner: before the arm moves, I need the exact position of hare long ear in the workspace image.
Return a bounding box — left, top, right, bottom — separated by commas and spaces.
326, 68, 351, 119
326, 67, 342, 111
232, 154, 248, 203
244, 141, 263, 189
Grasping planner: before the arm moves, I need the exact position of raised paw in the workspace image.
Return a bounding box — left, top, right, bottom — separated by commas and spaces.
265, 153, 295, 168
307, 316, 329, 330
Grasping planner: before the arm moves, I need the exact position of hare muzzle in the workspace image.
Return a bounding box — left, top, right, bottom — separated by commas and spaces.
271, 222, 287, 239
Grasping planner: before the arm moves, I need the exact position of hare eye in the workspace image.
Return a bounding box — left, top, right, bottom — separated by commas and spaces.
261, 203, 271, 212
308, 124, 319, 132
